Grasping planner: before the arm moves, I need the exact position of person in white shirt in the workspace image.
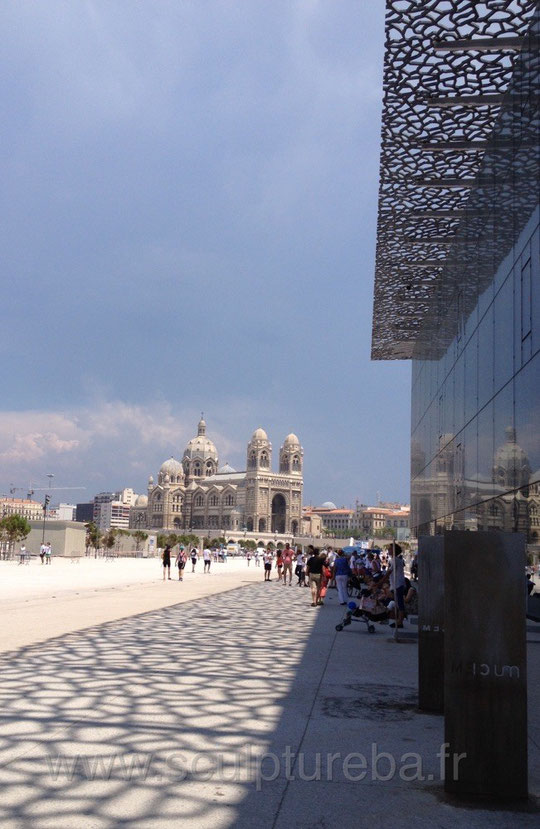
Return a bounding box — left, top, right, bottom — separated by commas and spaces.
39, 542, 47, 564
263, 551, 272, 581
203, 547, 211, 573
295, 551, 306, 586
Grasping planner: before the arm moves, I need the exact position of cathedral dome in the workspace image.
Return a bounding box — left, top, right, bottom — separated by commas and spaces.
218, 462, 236, 474
159, 457, 183, 478
493, 426, 531, 488
183, 435, 218, 461
321, 501, 337, 509
251, 428, 268, 441
134, 494, 148, 508
284, 433, 300, 446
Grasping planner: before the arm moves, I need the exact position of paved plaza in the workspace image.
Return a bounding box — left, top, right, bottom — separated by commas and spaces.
0, 558, 263, 653
0, 566, 538, 828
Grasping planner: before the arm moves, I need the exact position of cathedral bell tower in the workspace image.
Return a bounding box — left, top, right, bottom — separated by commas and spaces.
245, 428, 272, 533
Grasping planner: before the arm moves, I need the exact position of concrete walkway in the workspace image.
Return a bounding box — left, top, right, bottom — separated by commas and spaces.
0, 580, 538, 828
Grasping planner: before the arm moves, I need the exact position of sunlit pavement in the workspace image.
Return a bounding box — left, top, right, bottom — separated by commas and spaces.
0, 580, 538, 828
0, 558, 263, 653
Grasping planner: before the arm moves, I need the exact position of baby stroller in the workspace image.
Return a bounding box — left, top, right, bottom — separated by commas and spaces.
335, 590, 390, 635
347, 574, 363, 598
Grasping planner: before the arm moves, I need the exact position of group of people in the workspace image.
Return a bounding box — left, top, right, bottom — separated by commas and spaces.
15, 542, 52, 565
160, 540, 418, 625
255, 542, 418, 621
257, 543, 350, 608
347, 544, 418, 627
161, 545, 213, 580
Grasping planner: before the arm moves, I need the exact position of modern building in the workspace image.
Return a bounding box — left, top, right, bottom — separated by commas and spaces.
372, 1, 539, 561
75, 503, 94, 523
130, 417, 304, 535
92, 492, 116, 526
92, 489, 141, 530
98, 501, 131, 531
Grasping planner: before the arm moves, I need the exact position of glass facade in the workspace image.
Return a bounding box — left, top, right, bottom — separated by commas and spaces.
411, 10, 540, 560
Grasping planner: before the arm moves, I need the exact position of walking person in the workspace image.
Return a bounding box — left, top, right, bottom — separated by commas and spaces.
305, 547, 325, 607
203, 546, 212, 573
19, 544, 28, 565
176, 548, 186, 581
39, 541, 47, 564
190, 548, 198, 572
281, 543, 294, 585
295, 549, 306, 586
275, 549, 284, 582
162, 544, 172, 580
45, 542, 52, 564
333, 550, 351, 605
263, 550, 272, 581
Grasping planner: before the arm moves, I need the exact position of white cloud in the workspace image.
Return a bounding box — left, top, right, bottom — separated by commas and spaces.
0, 399, 251, 496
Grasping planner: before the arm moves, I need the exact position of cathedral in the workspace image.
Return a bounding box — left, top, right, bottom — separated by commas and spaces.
130, 418, 304, 536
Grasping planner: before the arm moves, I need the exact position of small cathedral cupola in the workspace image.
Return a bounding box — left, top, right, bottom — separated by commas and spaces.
182, 415, 219, 482
247, 428, 272, 471
279, 433, 303, 474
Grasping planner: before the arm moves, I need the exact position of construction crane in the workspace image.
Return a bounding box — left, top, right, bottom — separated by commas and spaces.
27, 486, 86, 499
8, 483, 85, 500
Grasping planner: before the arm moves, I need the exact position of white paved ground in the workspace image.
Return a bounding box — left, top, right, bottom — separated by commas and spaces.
0, 557, 263, 653
0, 568, 538, 828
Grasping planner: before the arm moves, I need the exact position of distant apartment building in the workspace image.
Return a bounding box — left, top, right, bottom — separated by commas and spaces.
92, 492, 116, 527
48, 503, 76, 521
0, 497, 44, 521
303, 501, 411, 539
98, 501, 131, 531
355, 505, 410, 539
303, 503, 355, 534
92, 489, 141, 530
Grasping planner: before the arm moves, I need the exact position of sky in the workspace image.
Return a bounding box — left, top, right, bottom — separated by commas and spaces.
0, 0, 411, 508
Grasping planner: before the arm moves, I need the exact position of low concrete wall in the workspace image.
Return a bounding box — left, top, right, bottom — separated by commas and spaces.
26, 521, 87, 557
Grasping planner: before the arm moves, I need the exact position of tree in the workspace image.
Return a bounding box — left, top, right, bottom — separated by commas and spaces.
243, 539, 257, 550
101, 530, 117, 556
0, 515, 31, 555
85, 522, 101, 557
176, 533, 199, 549
157, 532, 178, 550
115, 528, 131, 551
374, 526, 397, 539
133, 530, 148, 552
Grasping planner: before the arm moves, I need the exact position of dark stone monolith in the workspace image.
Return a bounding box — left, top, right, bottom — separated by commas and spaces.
418, 535, 444, 713
443, 530, 527, 799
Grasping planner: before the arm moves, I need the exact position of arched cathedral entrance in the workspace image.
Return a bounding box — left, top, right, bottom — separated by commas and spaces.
271, 493, 286, 534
